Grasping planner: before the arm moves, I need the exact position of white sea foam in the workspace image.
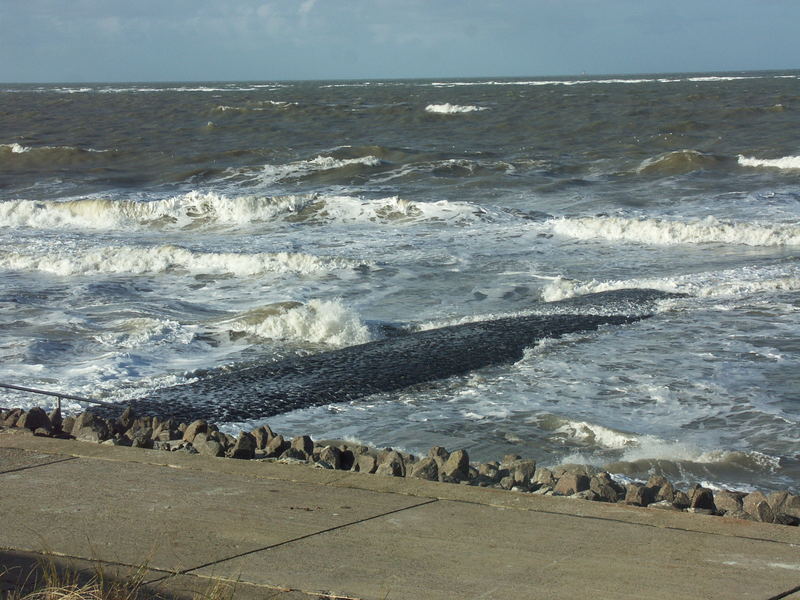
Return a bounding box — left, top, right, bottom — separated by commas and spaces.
738, 154, 800, 170
260, 154, 384, 182
225, 299, 371, 347
551, 215, 800, 247
553, 419, 640, 449
0, 245, 356, 277
0, 192, 318, 230
0, 192, 496, 231
540, 264, 800, 302
425, 103, 489, 114
1, 143, 30, 153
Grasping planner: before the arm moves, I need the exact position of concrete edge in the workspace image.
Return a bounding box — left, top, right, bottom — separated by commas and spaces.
3, 432, 799, 546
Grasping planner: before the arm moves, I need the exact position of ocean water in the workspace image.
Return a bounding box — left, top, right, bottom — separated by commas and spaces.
1, 72, 798, 493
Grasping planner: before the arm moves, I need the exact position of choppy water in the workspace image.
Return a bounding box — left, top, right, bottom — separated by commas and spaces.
1, 72, 799, 492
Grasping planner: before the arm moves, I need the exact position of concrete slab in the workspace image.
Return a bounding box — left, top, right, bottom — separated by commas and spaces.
195, 499, 800, 600
0, 458, 432, 575
0, 447, 74, 474
3, 434, 799, 546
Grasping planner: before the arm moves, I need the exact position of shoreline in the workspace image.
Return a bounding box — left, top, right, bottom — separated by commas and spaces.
2, 404, 798, 528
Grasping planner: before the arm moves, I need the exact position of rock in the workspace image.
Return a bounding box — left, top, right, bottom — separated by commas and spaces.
195, 439, 224, 457
477, 462, 500, 484
723, 509, 757, 522
440, 449, 469, 483
553, 463, 596, 478
624, 483, 648, 506
408, 457, 439, 481
280, 447, 310, 461
17, 407, 51, 433
508, 459, 537, 489
533, 468, 556, 487
673, 491, 691, 509
500, 454, 522, 467
117, 407, 135, 431
229, 432, 256, 459
779, 494, 800, 520
182, 420, 208, 443
376, 450, 406, 477
130, 435, 154, 449
554, 473, 590, 496
743, 492, 774, 523
48, 407, 63, 433
767, 490, 790, 513
353, 454, 377, 474
3, 408, 23, 427
429, 446, 450, 464
339, 449, 356, 471
251, 425, 275, 449
62, 415, 75, 435
498, 476, 516, 490
688, 485, 716, 511
291, 435, 314, 457
590, 473, 624, 503
645, 475, 675, 503
71, 412, 110, 443
713, 490, 744, 515
317, 446, 342, 470
265, 435, 288, 458
532, 485, 553, 496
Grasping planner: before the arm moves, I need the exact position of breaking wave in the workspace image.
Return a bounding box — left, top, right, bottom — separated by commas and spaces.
551, 215, 800, 247
219, 299, 371, 347
540, 264, 800, 302
0, 143, 110, 165
738, 154, 800, 170
636, 150, 729, 175
0, 193, 498, 231
425, 103, 489, 114
0, 245, 358, 277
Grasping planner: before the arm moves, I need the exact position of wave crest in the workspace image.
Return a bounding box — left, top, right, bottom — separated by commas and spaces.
738, 154, 800, 170
222, 299, 371, 347
552, 215, 800, 247
0, 245, 358, 277
425, 103, 489, 114
636, 150, 728, 175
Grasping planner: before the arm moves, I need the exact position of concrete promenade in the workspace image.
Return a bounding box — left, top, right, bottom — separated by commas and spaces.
1, 431, 798, 600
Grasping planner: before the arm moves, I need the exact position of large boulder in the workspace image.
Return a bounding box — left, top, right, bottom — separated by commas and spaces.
229, 431, 256, 459
688, 485, 716, 511
440, 449, 469, 483
182, 420, 208, 443
17, 407, 51, 433
251, 425, 275, 450
290, 435, 315, 459
265, 435, 288, 458
743, 491, 774, 523
409, 457, 439, 481
317, 446, 342, 470
554, 473, 590, 496
376, 450, 406, 477
71, 412, 110, 443
713, 490, 744, 516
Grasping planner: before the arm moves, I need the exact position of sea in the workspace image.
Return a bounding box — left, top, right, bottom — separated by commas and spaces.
1, 71, 798, 493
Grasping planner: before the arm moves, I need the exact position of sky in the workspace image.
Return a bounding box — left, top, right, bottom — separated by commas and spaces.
1, 0, 798, 82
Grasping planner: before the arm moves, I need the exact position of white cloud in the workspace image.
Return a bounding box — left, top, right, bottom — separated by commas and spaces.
299, 0, 317, 15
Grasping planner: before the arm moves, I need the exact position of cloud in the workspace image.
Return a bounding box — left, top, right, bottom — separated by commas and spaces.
299, 0, 317, 15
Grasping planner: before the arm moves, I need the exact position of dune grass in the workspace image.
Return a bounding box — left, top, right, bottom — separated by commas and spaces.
0, 555, 236, 600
